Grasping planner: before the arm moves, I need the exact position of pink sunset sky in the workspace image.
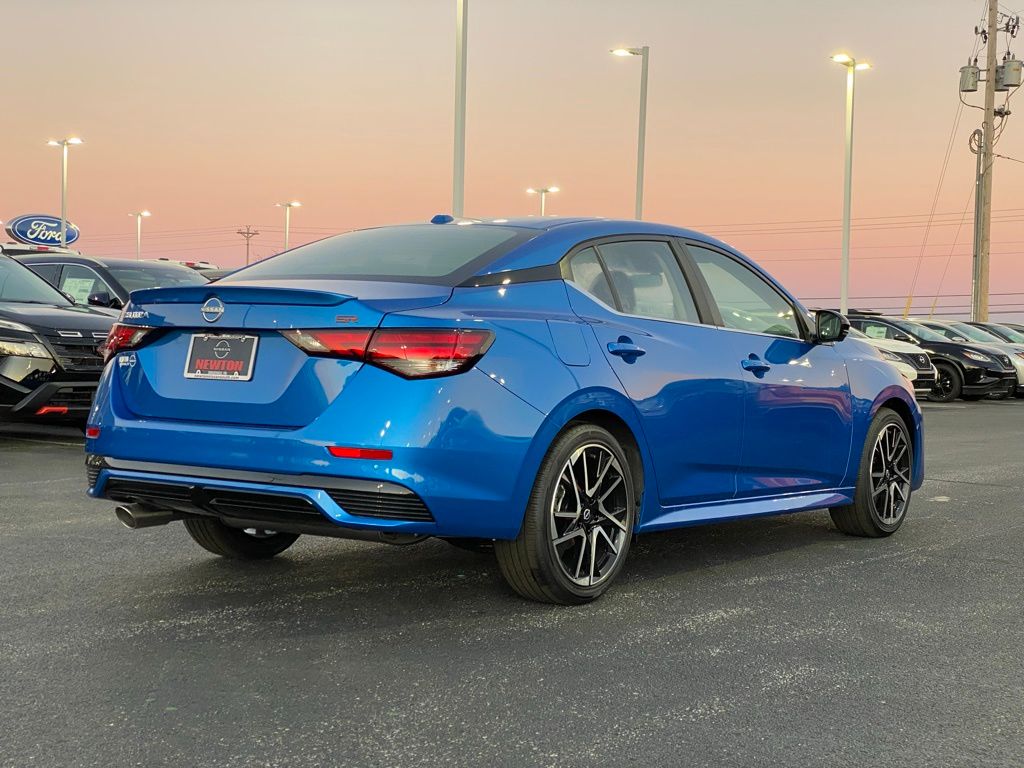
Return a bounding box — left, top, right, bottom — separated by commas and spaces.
4, 0, 1024, 317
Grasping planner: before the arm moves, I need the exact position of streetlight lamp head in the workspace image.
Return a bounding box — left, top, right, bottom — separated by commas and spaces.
526, 188, 537, 194
831, 53, 853, 64
855, 62, 872, 71
548, 186, 560, 193
611, 47, 640, 57
46, 140, 60, 146
66, 137, 83, 145
141, 210, 151, 217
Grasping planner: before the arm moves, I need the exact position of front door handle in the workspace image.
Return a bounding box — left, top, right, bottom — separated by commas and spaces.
608, 336, 646, 361
741, 354, 771, 376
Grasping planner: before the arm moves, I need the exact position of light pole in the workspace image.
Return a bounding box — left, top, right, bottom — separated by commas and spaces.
275, 201, 302, 251
526, 186, 559, 216
128, 211, 151, 260
830, 53, 871, 314
611, 46, 649, 220
453, 0, 469, 217
46, 137, 83, 247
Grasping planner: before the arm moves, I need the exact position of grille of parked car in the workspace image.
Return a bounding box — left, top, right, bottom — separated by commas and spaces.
912, 354, 931, 370
998, 354, 1013, 369
44, 332, 106, 372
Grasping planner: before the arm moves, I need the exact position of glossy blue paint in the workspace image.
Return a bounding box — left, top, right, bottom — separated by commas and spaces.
86, 219, 924, 542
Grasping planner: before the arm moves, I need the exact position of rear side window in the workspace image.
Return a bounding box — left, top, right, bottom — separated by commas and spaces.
225, 224, 532, 285
567, 248, 615, 307
596, 241, 700, 323
688, 246, 800, 338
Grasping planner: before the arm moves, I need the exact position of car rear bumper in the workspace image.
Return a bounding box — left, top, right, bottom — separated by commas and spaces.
86, 366, 547, 539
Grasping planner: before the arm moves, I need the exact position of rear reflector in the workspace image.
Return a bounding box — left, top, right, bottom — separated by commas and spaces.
326, 446, 393, 460
102, 324, 154, 362
36, 405, 68, 416
282, 327, 494, 379
85, 426, 101, 439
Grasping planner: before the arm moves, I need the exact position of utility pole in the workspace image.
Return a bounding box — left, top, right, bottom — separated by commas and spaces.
975, 0, 999, 321
237, 225, 260, 265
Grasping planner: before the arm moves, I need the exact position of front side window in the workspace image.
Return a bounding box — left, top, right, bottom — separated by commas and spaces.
595, 241, 700, 323
59, 264, 107, 303
688, 246, 801, 338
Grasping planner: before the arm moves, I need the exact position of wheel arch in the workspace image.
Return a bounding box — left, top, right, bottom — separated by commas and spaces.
507, 388, 658, 537
869, 388, 925, 490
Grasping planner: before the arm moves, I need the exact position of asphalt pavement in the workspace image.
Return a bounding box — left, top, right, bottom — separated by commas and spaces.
2, 401, 1023, 767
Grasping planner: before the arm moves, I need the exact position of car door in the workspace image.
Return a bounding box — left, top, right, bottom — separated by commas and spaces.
563, 238, 745, 507
684, 243, 854, 497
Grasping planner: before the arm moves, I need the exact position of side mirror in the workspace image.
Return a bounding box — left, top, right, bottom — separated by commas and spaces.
894, 334, 914, 343
815, 309, 849, 343
87, 291, 112, 308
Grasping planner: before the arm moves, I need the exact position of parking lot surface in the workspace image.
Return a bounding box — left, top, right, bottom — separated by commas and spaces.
2, 402, 1023, 768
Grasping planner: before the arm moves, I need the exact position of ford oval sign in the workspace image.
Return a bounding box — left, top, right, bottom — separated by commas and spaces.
5, 214, 80, 246
201, 297, 225, 323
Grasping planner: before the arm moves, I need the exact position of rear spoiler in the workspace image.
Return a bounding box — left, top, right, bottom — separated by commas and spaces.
128, 284, 354, 306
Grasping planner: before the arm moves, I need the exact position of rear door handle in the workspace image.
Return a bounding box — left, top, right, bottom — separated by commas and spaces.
741, 355, 771, 375
608, 337, 646, 361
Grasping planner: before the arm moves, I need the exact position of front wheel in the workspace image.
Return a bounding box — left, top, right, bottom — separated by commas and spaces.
183, 518, 299, 559
929, 362, 962, 402
495, 424, 637, 604
830, 408, 913, 537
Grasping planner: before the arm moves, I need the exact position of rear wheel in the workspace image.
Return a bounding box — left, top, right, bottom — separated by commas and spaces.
929, 362, 962, 402
495, 424, 636, 604
183, 518, 299, 559
830, 408, 913, 537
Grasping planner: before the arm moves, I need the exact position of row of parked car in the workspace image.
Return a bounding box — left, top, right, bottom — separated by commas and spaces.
844, 311, 1024, 403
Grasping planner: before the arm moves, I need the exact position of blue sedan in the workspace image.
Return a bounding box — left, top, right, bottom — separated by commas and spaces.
86, 217, 923, 603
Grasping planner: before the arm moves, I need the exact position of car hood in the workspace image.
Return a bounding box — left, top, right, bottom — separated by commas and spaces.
0, 301, 116, 334
862, 337, 929, 355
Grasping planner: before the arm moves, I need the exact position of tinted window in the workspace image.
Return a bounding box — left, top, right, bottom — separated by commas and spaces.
226, 224, 531, 284
688, 246, 800, 338
567, 248, 615, 307
889, 320, 947, 343
107, 263, 208, 293
945, 321, 1002, 343
854, 320, 902, 340
27, 263, 61, 285
0, 256, 72, 305
59, 264, 108, 303
596, 241, 699, 322
989, 323, 1024, 343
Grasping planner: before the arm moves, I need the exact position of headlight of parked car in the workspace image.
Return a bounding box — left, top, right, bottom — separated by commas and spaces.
0, 339, 53, 359
962, 350, 993, 363
879, 350, 903, 363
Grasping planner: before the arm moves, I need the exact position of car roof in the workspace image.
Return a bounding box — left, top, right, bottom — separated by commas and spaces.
16, 253, 195, 270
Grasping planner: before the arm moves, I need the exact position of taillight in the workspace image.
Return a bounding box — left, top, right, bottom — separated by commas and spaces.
281, 327, 494, 378
102, 324, 153, 362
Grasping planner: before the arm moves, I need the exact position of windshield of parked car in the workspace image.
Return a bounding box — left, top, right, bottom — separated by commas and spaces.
944, 321, 1004, 344
989, 323, 1024, 343
223, 224, 533, 285
890, 319, 947, 343
0, 255, 73, 305
106, 263, 209, 293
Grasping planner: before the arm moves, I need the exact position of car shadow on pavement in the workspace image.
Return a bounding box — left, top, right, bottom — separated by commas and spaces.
111, 509, 854, 634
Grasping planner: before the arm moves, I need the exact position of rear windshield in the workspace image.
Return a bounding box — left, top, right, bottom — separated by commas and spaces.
224, 224, 532, 284
0, 256, 72, 306
107, 263, 209, 293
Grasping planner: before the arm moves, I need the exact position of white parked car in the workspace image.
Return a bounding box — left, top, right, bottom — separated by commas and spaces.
848, 328, 937, 398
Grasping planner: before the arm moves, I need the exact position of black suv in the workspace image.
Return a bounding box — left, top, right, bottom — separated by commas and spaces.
847, 313, 1016, 402
0, 254, 114, 423
14, 249, 207, 309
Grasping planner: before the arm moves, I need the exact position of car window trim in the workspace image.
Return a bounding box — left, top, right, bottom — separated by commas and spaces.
558, 235, 716, 326
676, 239, 812, 343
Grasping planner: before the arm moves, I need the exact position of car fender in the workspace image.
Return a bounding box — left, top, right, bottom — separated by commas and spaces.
505, 386, 660, 536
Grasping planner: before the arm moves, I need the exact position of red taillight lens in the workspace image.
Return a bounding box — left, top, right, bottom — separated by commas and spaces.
367, 328, 493, 378
281, 327, 493, 378
102, 324, 153, 362
85, 426, 101, 439
280, 329, 373, 359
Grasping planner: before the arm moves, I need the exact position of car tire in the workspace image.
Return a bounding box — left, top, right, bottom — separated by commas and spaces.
929, 362, 962, 402
830, 407, 913, 538
495, 423, 636, 604
183, 518, 299, 559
